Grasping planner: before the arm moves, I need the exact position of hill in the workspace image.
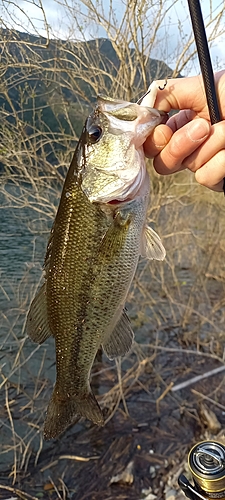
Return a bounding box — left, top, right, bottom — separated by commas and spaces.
0, 30, 176, 133
0, 30, 178, 174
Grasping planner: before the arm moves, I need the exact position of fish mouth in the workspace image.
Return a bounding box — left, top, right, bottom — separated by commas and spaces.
108, 199, 126, 205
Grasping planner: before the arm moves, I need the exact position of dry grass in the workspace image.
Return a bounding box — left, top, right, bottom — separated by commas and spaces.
0, 6, 225, 496
1, 164, 225, 498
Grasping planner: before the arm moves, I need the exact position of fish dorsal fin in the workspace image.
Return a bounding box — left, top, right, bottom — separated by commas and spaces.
141, 225, 166, 261
102, 309, 134, 360
26, 283, 52, 344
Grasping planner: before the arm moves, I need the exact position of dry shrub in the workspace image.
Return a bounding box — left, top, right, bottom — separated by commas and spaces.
1, 160, 225, 485
1, 1, 225, 488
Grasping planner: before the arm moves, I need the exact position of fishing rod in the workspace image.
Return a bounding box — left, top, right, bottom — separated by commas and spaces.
187, 0, 221, 124
178, 2, 225, 496
186, 0, 224, 193
142, 5, 224, 494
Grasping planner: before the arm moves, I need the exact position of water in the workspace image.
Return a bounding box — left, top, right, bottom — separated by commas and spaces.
0, 183, 60, 470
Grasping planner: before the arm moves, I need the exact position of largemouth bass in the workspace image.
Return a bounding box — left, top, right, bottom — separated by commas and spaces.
26, 94, 166, 440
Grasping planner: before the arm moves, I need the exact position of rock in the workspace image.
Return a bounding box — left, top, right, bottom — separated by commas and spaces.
149, 465, 156, 478
109, 460, 134, 485
165, 488, 176, 500
140, 488, 157, 500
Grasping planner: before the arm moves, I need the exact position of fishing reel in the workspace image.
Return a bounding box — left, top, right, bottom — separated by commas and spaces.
178, 441, 225, 499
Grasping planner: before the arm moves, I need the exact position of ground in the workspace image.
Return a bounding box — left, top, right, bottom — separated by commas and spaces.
1, 178, 225, 499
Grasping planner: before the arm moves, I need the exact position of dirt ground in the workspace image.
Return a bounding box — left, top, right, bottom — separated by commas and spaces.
1, 326, 225, 500
1, 187, 225, 500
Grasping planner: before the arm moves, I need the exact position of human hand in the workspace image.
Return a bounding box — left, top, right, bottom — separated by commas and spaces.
144, 71, 225, 192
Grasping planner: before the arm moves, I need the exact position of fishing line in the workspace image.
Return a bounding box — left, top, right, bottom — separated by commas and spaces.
187, 0, 225, 193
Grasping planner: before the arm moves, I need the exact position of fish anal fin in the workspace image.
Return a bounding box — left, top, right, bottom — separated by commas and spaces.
26, 283, 52, 344
102, 309, 134, 360
44, 388, 104, 440
141, 225, 166, 261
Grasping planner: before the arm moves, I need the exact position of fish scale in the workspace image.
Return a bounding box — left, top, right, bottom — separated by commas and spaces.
26, 92, 166, 439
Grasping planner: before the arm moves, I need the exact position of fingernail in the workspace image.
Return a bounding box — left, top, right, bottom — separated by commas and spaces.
187, 119, 210, 142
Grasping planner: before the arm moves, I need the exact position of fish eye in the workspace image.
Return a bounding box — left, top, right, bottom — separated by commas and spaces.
87, 125, 102, 143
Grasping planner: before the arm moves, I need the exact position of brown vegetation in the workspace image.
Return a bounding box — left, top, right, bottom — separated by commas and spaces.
1, 1, 225, 499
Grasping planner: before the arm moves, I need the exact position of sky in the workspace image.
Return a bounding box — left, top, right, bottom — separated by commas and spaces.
0, 0, 225, 77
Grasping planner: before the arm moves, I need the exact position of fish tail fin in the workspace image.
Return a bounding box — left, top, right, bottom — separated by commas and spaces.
44, 387, 104, 440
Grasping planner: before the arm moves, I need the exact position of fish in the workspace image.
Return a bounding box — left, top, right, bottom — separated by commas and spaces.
26, 93, 166, 440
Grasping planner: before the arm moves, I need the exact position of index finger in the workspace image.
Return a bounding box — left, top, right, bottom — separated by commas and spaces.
146, 118, 210, 174
151, 71, 225, 119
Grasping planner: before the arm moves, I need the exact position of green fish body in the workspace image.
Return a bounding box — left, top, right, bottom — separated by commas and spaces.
26, 96, 166, 439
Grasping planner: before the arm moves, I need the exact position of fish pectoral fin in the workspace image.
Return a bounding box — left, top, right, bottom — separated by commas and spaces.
102, 309, 134, 360
25, 283, 52, 344
44, 388, 104, 440
141, 225, 166, 261
98, 211, 131, 260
